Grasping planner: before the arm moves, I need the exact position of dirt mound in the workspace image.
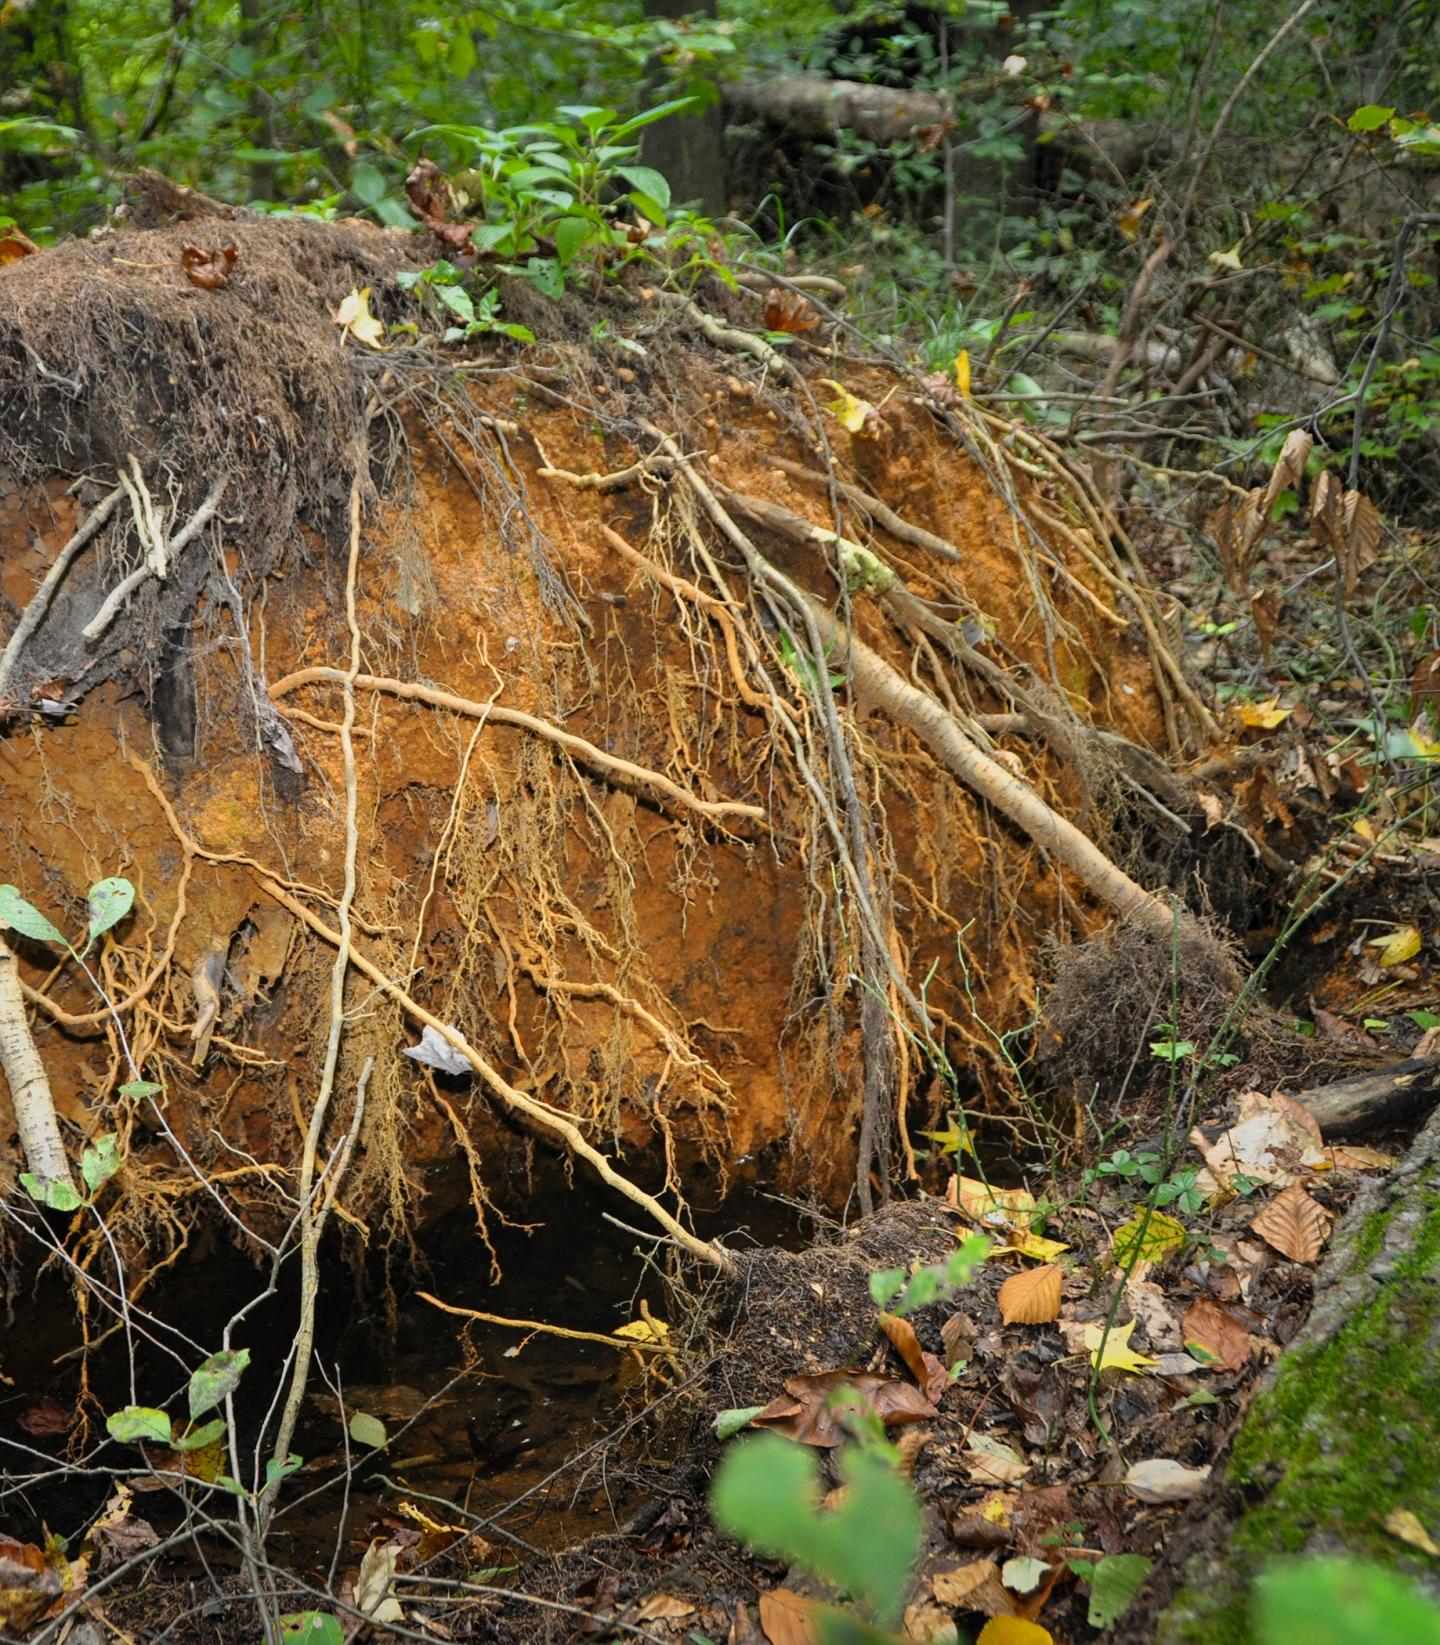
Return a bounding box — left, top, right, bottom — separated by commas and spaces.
0, 213, 1221, 1263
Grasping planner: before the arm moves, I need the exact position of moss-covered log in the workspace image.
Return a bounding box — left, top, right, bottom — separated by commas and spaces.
1158, 1099, 1440, 1643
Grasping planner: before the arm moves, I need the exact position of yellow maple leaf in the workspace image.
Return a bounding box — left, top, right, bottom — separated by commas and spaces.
333, 286, 387, 349
1368, 924, 1422, 966
920, 1119, 974, 1157
1084, 1318, 1158, 1375
818, 378, 875, 434
954, 349, 972, 398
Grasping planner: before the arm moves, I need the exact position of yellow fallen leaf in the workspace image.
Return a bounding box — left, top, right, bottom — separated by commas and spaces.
818, 378, 875, 434
977, 1617, 1054, 1645
1238, 699, 1291, 729
1084, 1318, 1158, 1374
1209, 241, 1243, 270
614, 1316, 669, 1343
333, 285, 387, 349
955, 1176, 1037, 1230
921, 1120, 973, 1157
1385, 1507, 1440, 1557
1007, 1230, 1069, 1261
997, 1264, 1062, 1325
1367, 924, 1422, 966
1111, 1210, 1188, 1266
1116, 197, 1153, 241
954, 349, 972, 398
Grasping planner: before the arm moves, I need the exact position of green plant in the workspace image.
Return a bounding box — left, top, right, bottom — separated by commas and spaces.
407, 100, 698, 296
868, 1232, 991, 1317
1255, 1556, 1440, 1645
1086, 1147, 1206, 1216
711, 1431, 921, 1639
394, 258, 535, 342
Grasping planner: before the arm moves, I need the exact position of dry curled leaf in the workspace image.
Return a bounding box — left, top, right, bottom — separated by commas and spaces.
180, 241, 237, 290
1125, 1458, 1212, 1502
764, 287, 820, 334
1338, 488, 1381, 598
750, 1370, 938, 1448
333, 285, 387, 349
997, 1263, 1062, 1325
0, 226, 40, 264
1385, 1508, 1440, 1557
879, 1312, 951, 1403
1250, 1184, 1331, 1262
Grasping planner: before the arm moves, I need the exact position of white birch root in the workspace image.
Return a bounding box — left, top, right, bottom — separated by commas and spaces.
0, 934, 76, 1194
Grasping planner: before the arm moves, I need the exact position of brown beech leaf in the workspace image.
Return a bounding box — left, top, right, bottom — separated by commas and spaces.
750, 1370, 938, 1448
17, 1397, 72, 1437
1339, 488, 1381, 598
180, 241, 237, 290
933, 1557, 1020, 1617
997, 1263, 1062, 1325
634, 1593, 696, 1622
1250, 1184, 1332, 1263
1182, 1297, 1254, 1371
758, 1588, 819, 1645
1309, 468, 1342, 547
879, 1312, 951, 1402
1261, 427, 1313, 516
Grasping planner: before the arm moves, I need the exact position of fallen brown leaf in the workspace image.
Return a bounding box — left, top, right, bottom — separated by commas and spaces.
1182, 1297, 1254, 1371
180, 241, 237, 290
997, 1263, 1061, 1325
758, 1588, 819, 1645
634, 1593, 696, 1622
751, 1370, 939, 1448
880, 1311, 951, 1402
1250, 1184, 1332, 1263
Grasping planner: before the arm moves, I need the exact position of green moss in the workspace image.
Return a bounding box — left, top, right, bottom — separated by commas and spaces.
1157, 1168, 1440, 1644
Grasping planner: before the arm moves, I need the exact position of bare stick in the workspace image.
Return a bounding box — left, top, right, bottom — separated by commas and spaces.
267, 667, 762, 823
0, 935, 77, 1195
260, 481, 363, 1536
418, 1291, 676, 1354
0, 486, 123, 704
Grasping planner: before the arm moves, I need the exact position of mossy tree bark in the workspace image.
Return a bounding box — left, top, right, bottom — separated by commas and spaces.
1157, 1099, 1440, 1644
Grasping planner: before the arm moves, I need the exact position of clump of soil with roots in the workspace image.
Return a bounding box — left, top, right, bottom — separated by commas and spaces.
0, 200, 1258, 1636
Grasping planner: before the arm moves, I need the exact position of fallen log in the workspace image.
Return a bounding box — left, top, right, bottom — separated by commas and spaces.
724, 75, 947, 143
1291, 1055, 1440, 1137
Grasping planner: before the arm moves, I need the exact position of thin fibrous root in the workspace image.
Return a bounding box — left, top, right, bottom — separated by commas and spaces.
254, 877, 734, 1273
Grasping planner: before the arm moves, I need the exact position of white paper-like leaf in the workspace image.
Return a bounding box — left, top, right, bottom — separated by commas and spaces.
400, 1025, 470, 1077
1125, 1458, 1212, 1502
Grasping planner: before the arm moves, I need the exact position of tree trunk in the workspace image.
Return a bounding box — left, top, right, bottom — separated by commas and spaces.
1156, 1097, 1440, 1642
639, 0, 727, 214
723, 75, 947, 144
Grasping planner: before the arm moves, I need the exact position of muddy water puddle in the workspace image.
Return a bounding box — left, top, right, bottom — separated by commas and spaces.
1, 1174, 791, 1574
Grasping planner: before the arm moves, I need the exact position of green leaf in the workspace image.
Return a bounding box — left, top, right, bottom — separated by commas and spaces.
0, 885, 65, 944
348, 1411, 389, 1449
21, 1174, 83, 1212
868, 1267, 905, 1309
120, 1080, 165, 1101
106, 1406, 173, 1445
436, 282, 476, 322
280, 1614, 344, 1645
626, 190, 669, 227
612, 98, 698, 139
522, 257, 565, 300
1347, 105, 1396, 133
711, 1434, 921, 1625
713, 1406, 765, 1441
615, 165, 671, 211
351, 161, 387, 206
1087, 1552, 1154, 1629
1256, 1557, 1440, 1645
447, 31, 477, 79
188, 1348, 251, 1419
265, 1453, 303, 1488
86, 877, 134, 941
553, 214, 596, 266
80, 1134, 122, 1195
174, 1416, 227, 1452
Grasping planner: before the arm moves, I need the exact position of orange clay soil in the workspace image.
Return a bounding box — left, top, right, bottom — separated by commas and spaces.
0, 221, 1195, 1252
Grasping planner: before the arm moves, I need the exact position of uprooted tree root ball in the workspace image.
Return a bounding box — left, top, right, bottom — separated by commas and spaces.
0, 212, 1256, 1264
